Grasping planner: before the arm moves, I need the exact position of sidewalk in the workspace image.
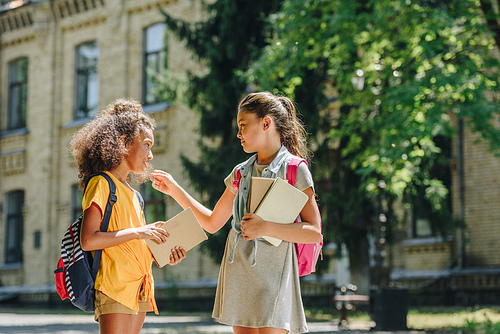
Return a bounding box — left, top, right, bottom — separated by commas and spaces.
0, 312, 426, 334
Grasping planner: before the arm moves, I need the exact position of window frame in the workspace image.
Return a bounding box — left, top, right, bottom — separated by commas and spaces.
410, 135, 452, 239
71, 184, 83, 223
4, 190, 24, 264
139, 184, 166, 224
7, 57, 28, 131
142, 23, 168, 106
74, 41, 99, 119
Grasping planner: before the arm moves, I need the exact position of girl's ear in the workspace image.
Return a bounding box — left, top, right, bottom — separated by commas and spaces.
262, 115, 273, 131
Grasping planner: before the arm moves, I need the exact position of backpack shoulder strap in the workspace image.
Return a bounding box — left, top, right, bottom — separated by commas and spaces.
95, 172, 117, 233
287, 157, 308, 186
233, 169, 242, 191
134, 189, 144, 210
85, 172, 117, 279
287, 158, 323, 230
85, 172, 117, 233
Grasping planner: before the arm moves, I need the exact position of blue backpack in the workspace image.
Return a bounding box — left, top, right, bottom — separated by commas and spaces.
54, 173, 116, 312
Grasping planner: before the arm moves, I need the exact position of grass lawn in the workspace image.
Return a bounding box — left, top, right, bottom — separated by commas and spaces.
306, 305, 500, 333
407, 306, 500, 332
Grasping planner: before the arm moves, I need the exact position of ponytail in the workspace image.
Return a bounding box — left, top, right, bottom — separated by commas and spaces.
277, 96, 309, 160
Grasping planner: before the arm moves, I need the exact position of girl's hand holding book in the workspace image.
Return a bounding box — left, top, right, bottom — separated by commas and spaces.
168, 246, 187, 266
135, 221, 169, 244
240, 213, 268, 241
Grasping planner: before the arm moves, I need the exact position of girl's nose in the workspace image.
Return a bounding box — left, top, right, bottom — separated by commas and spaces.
148, 151, 154, 160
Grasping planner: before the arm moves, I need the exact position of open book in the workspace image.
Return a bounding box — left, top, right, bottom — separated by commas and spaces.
250, 177, 308, 247
146, 207, 207, 268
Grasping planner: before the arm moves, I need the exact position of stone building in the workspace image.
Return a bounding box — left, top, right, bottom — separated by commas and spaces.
1, 0, 498, 310
0, 0, 221, 303
388, 116, 500, 305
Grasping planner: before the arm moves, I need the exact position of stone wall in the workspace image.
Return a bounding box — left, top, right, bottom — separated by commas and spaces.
0, 0, 220, 289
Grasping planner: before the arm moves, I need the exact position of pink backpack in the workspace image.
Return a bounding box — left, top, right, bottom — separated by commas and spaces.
234, 157, 323, 276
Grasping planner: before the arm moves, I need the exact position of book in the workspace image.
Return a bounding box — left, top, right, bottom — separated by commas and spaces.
251, 177, 309, 247
145, 207, 207, 268
248, 177, 275, 213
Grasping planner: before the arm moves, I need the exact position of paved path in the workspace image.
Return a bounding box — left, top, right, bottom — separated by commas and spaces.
0, 312, 426, 334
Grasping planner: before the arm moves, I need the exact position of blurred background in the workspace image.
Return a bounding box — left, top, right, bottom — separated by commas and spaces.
0, 0, 499, 332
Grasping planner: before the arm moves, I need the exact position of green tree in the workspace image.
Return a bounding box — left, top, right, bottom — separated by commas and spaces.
250, 0, 500, 278
160, 0, 281, 261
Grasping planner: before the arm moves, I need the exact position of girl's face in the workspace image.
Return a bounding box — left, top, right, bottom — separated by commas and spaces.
125, 128, 154, 174
237, 111, 266, 153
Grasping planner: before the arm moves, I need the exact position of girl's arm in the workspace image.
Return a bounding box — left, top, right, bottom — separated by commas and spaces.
151, 170, 234, 234
81, 202, 169, 250
240, 186, 321, 244
81, 205, 186, 265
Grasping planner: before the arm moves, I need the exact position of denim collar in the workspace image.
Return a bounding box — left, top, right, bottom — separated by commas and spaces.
240, 145, 290, 179
227, 145, 293, 266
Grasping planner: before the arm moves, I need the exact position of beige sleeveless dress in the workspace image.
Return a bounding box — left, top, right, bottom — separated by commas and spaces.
212, 149, 313, 333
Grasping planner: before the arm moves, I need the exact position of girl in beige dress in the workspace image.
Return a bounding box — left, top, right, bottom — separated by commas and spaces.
151, 92, 322, 334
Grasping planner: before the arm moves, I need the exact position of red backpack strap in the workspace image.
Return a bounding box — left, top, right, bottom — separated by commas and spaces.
233, 169, 242, 191
287, 157, 308, 186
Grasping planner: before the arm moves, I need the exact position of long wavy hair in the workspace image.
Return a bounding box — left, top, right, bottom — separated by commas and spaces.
70, 98, 156, 189
238, 92, 310, 160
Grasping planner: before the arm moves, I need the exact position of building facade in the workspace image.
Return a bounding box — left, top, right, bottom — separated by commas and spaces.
0, 0, 221, 301
1, 0, 499, 309
387, 115, 500, 304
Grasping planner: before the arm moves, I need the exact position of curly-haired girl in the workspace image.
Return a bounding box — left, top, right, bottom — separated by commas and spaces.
71, 98, 186, 334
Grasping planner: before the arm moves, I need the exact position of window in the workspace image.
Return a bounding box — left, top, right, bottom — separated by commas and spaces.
7, 58, 28, 130
411, 136, 452, 238
412, 215, 435, 238
71, 184, 83, 222
33, 230, 41, 249
140, 184, 166, 223
75, 41, 99, 119
4, 190, 24, 264
143, 23, 167, 105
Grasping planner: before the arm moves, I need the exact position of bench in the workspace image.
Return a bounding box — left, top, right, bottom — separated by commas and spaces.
332, 285, 370, 325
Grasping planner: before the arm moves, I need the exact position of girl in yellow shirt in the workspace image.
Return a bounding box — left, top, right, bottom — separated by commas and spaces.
71, 98, 187, 334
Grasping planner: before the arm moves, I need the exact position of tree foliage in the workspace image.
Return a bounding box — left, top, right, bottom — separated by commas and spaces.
161, 0, 500, 277
160, 0, 282, 261
250, 0, 500, 270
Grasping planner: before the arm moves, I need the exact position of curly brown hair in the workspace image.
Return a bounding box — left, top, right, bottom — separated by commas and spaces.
70, 98, 156, 189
